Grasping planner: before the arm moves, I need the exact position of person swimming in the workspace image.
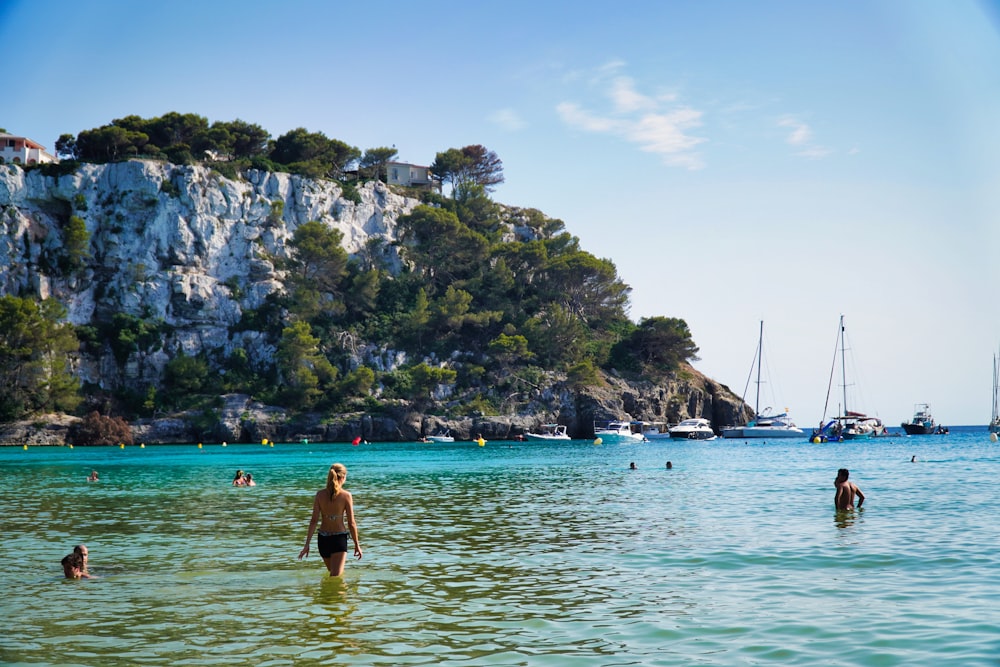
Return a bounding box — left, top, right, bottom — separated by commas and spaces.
61, 552, 94, 579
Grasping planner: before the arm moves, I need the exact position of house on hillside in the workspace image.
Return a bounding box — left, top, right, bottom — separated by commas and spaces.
0, 133, 57, 165
386, 161, 439, 190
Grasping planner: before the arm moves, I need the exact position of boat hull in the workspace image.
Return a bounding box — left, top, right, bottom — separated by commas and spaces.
594, 430, 645, 444
524, 434, 571, 441
901, 423, 935, 435
669, 430, 715, 439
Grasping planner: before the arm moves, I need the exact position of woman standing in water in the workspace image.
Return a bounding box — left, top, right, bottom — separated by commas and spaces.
298, 463, 362, 576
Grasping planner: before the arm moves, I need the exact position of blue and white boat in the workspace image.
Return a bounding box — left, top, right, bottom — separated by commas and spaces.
901, 403, 936, 435
811, 316, 886, 442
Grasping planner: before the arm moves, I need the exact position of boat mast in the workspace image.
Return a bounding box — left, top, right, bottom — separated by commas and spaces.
820, 316, 840, 424
840, 315, 848, 416
993, 352, 999, 425
755, 320, 763, 416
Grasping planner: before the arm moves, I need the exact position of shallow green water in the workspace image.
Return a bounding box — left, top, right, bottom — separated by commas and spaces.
3, 430, 999, 666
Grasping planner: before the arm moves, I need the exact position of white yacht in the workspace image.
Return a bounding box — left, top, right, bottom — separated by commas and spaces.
669, 418, 716, 440
593, 420, 645, 443
426, 429, 455, 443
525, 424, 571, 441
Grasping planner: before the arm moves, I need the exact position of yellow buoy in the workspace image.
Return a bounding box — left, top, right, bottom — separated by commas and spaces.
593, 437, 603, 445
812, 436, 821, 444
22, 444, 28, 450
197, 443, 202, 449
119, 443, 125, 449
269, 442, 274, 447
140, 443, 145, 448
68, 444, 73, 449
262, 438, 269, 445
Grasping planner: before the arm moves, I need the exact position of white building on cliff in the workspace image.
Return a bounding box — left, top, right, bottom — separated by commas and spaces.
0, 133, 57, 165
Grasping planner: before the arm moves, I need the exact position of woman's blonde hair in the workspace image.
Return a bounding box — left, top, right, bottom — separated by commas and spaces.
326, 463, 347, 499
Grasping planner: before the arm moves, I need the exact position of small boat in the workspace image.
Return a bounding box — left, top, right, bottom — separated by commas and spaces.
638, 421, 672, 440
811, 316, 886, 442
426, 429, 455, 443
991, 351, 1000, 436
668, 418, 715, 440
901, 403, 936, 435
593, 420, 645, 443
721, 321, 804, 439
525, 424, 571, 441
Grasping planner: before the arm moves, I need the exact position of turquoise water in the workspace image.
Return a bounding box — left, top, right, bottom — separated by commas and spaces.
2, 429, 999, 666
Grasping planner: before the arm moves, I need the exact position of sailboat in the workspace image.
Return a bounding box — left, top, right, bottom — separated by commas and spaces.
990, 351, 1000, 436
721, 321, 803, 439
811, 315, 886, 442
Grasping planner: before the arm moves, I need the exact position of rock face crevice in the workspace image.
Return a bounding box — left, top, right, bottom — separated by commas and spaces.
0, 161, 750, 443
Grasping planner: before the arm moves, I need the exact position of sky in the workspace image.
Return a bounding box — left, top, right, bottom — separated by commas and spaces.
3, 0, 999, 427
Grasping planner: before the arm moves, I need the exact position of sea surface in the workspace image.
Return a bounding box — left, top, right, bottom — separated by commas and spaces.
2, 427, 999, 666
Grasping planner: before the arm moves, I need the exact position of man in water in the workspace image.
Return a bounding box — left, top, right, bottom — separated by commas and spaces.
834, 468, 865, 510
74, 544, 89, 574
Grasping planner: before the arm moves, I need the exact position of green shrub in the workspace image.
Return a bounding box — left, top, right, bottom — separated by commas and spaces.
339, 180, 362, 204
160, 179, 180, 197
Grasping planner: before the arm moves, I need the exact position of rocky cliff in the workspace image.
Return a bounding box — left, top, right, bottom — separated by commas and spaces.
0, 160, 750, 443
0, 160, 414, 387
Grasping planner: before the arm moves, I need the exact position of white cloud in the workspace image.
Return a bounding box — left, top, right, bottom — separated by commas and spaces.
488, 108, 526, 131
779, 117, 812, 145
556, 102, 621, 133
778, 116, 832, 159
610, 76, 655, 113
556, 64, 705, 169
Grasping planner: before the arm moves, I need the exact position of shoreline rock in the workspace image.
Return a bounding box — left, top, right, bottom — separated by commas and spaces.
0, 370, 751, 445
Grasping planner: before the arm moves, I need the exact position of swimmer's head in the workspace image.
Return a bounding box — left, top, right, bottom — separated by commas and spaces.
61, 552, 83, 578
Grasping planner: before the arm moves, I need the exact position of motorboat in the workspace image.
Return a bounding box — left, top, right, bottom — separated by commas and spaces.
668, 418, 715, 440
638, 421, 672, 441
525, 424, 571, 441
721, 321, 804, 439
593, 420, 645, 443
426, 429, 455, 443
901, 403, 936, 435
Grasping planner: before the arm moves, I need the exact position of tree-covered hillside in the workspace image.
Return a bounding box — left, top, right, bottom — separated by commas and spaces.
2, 112, 702, 438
